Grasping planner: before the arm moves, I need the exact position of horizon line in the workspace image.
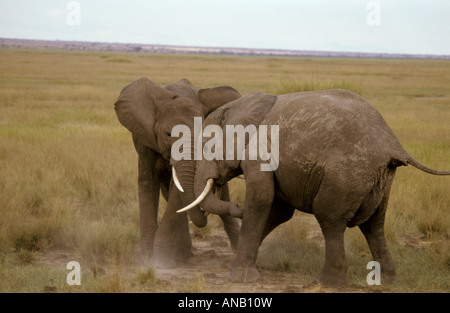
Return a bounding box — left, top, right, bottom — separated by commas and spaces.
1, 37, 449, 60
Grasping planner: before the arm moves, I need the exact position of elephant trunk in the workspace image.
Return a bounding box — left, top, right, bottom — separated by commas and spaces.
173, 159, 208, 227
183, 161, 243, 218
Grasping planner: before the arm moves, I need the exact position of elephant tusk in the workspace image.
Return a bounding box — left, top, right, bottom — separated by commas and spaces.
172, 166, 184, 193
176, 178, 214, 213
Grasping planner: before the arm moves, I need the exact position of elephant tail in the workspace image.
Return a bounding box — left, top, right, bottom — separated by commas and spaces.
391, 153, 449, 175
389, 143, 449, 175
406, 158, 450, 175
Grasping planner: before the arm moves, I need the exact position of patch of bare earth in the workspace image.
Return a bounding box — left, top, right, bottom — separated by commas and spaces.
37, 225, 373, 293
153, 228, 371, 293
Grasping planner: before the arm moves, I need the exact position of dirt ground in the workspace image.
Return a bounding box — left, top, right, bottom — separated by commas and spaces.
34, 219, 450, 294
37, 225, 375, 293
152, 229, 372, 293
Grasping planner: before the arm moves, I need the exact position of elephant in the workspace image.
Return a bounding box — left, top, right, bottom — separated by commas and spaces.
178, 89, 450, 285
114, 77, 242, 268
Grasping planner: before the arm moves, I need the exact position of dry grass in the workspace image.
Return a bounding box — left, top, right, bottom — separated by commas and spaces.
276, 76, 363, 95
0, 49, 448, 292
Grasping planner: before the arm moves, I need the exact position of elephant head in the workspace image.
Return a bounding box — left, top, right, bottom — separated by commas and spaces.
114, 77, 241, 227
178, 92, 277, 218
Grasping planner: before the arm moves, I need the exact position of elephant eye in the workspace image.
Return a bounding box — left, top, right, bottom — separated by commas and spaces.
166, 131, 172, 137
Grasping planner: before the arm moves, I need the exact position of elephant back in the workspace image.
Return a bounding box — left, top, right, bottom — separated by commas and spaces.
264, 89, 409, 168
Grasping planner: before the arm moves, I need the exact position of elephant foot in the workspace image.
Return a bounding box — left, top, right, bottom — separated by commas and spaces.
229, 264, 260, 282
173, 248, 194, 263
150, 247, 193, 269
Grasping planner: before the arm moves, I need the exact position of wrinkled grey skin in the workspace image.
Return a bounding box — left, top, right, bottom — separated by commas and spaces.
190, 90, 450, 285
114, 77, 241, 268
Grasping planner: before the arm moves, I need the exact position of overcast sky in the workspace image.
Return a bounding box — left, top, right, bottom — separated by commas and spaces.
0, 0, 449, 55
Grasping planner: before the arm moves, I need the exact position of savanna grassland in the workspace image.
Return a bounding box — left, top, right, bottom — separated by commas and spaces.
0, 48, 448, 293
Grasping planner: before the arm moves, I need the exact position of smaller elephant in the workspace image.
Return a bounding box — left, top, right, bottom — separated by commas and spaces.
179, 89, 450, 285
114, 77, 242, 268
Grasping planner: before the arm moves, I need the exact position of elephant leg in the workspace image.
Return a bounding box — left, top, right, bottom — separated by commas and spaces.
312, 173, 373, 286
358, 202, 396, 284
218, 183, 240, 252
316, 224, 348, 286
260, 196, 295, 244
359, 173, 396, 283
152, 181, 193, 269
133, 136, 160, 261
229, 161, 274, 282
312, 192, 351, 285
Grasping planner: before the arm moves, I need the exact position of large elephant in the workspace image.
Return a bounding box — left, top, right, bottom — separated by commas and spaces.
114, 77, 241, 268
178, 89, 450, 285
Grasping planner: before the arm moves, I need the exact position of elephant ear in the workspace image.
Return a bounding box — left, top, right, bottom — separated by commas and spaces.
114, 77, 175, 150
217, 92, 277, 127
164, 78, 200, 100
198, 86, 242, 115
204, 92, 277, 168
